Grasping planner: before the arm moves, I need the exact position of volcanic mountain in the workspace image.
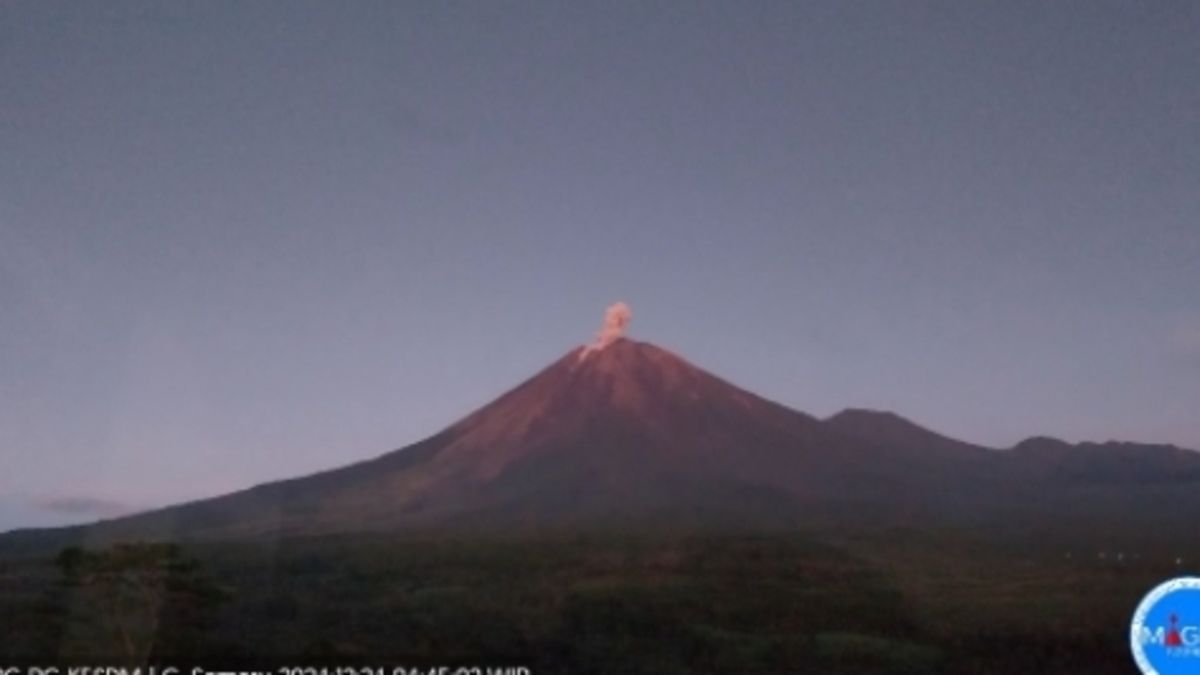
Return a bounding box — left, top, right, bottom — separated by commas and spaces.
6, 336, 1200, 545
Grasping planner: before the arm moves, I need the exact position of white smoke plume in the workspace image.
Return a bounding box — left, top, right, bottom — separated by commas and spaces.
582, 302, 632, 357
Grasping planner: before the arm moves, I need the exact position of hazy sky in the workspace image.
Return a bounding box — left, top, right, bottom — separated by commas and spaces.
2, 1, 1197, 531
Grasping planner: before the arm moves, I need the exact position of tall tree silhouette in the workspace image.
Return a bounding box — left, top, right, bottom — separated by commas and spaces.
55, 543, 228, 662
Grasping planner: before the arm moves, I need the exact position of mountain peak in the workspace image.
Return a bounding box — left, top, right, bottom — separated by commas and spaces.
573, 337, 690, 375
827, 408, 907, 424
1011, 436, 1073, 454
824, 407, 992, 458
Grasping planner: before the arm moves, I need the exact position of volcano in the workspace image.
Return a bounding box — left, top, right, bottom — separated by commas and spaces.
6, 331, 1200, 545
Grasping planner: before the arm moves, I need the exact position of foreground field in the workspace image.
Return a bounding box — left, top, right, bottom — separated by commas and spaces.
0, 529, 1191, 673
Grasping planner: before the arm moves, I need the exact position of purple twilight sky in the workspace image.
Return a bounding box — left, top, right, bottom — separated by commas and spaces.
2, 1, 1198, 531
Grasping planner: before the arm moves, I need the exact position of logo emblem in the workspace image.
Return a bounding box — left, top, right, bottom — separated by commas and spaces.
1131, 577, 1200, 674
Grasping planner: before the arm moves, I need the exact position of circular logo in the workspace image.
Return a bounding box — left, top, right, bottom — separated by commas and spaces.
1131, 577, 1200, 674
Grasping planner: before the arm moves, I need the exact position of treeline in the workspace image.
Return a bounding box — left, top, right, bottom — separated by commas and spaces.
0, 534, 1138, 673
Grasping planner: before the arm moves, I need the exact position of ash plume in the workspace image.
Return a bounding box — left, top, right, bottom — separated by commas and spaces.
581, 302, 632, 358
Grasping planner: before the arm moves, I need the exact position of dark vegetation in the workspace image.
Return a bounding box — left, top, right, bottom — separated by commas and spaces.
0, 527, 1189, 673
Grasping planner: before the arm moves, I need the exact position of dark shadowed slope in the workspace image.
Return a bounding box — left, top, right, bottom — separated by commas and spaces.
4, 339, 1200, 547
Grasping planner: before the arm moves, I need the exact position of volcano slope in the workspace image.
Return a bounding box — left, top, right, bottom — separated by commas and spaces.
4, 337, 1200, 547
